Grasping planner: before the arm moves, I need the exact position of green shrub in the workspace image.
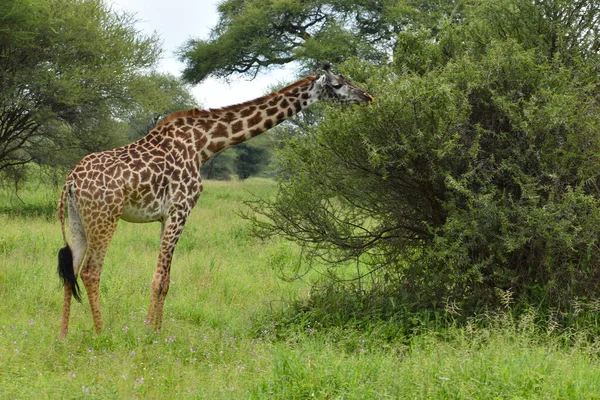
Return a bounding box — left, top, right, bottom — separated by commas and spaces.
249, 0, 600, 311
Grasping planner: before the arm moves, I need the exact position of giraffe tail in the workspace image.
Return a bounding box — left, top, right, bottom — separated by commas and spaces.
57, 183, 82, 303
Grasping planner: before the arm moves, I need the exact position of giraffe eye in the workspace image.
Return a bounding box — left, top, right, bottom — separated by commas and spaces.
332, 83, 343, 90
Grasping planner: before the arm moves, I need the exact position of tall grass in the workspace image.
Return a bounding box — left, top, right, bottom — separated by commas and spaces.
1, 178, 600, 398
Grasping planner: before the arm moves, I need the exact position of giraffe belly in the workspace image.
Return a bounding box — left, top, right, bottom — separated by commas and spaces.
121, 203, 165, 223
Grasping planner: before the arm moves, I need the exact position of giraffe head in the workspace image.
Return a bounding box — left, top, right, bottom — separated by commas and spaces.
315, 62, 374, 104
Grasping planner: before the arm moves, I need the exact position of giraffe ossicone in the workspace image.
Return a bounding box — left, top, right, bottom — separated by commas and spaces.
56, 64, 373, 337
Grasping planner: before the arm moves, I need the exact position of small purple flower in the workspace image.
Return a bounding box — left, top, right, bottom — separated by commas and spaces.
135, 377, 144, 388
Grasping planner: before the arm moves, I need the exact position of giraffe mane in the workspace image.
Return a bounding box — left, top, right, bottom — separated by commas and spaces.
155, 108, 210, 128
155, 75, 318, 128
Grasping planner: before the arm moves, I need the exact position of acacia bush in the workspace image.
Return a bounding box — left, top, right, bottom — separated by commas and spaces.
249, 0, 600, 311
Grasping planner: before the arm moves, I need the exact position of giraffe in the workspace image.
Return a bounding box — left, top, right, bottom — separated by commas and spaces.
56, 63, 373, 337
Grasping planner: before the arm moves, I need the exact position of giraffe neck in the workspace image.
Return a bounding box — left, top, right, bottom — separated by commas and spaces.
192, 75, 321, 163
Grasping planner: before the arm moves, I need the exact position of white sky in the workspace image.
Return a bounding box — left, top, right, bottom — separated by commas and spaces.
110, 0, 297, 108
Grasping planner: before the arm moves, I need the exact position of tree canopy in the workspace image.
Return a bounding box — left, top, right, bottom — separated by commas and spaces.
178, 0, 464, 83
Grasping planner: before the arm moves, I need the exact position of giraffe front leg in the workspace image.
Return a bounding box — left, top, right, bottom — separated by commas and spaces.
146, 261, 172, 332
78, 218, 119, 334
146, 214, 187, 332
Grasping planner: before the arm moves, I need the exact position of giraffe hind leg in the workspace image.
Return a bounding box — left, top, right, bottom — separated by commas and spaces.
79, 215, 120, 334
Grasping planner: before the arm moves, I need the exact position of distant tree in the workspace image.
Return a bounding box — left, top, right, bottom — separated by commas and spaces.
234, 135, 274, 179
0, 0, 195, 172
200, 152, 235, 180
199, 135, 274, 180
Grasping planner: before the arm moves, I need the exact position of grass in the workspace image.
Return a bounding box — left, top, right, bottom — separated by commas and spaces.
1, 177, 600, 398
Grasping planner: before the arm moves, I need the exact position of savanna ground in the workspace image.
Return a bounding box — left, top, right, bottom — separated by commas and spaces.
1, 177, 600, 399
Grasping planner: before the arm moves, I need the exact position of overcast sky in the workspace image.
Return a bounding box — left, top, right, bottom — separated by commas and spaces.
110, 0, 296, 108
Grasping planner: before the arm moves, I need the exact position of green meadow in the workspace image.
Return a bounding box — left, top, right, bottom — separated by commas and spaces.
1, 178, 600, 399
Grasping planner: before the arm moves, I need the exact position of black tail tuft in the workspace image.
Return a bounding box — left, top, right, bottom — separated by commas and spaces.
58, 245, 82, 303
